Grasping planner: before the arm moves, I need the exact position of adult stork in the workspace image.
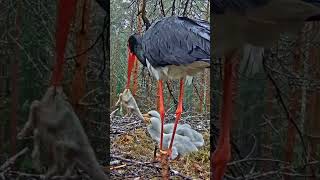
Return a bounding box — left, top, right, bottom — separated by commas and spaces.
213, 0, 320, 179
127, 16, 210, 158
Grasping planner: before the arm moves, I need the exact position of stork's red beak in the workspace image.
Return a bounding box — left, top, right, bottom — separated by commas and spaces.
126, 46, 136, 89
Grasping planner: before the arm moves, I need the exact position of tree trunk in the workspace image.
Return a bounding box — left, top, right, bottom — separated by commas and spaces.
71, 0, 91, 118
211, 54, 239, 179
284, 32, 302, 180
305, 22, 320, 180
198, 72, 205, 113
262, 79, 274, 172
132, 0, 144, 96
206, 69, 210, 112
10, 0, 21, 156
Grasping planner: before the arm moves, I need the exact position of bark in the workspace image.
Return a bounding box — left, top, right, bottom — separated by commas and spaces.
305, 22, 320, 180
206, 69, 210, 112
307, 46, 317, 180
132, 0, 144, 96
198, 72, 205, 113
140, 0, 150, 29
212, 54, 240, 179
284, 32, 301, 179
300, 24, 310, 135
10, 0, 21, 156
71, 0, 91, 117
262, 79, 274, 172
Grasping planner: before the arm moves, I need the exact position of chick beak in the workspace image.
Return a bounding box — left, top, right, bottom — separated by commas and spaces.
142, 113, 151, 124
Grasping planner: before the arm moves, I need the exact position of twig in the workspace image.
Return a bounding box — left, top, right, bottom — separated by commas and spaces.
139, 0, 151, 30
110, 155, 192, 179
165, 81, 179, 108
263, 51, 308, 164
0, 147, 28, 172
110, 164, 127, 170
182, 0, 190, 16
159, 0, 165, 16
110, 160, 121, 166
261, 115, 281, 135
110, 108, 119, 119
228, 158, 290, 166
171, 0, 176, 16
242, 134, 257, 160
5, 171, 89, 180
192, 81, 203, 106
111, 155, 154, 166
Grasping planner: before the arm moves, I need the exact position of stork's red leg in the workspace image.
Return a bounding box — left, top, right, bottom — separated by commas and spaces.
212, 56, 239, 180
158, 80, 165, 150
168, 78, 184, 153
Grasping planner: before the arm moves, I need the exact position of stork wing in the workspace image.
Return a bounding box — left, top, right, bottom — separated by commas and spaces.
212, 0, 320, 14
142, 16, 210, 67
95, 0, 108, 12
241, 44, 264, 76
214, 0, 320, 54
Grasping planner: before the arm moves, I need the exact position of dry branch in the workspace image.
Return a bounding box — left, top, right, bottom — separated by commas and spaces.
0, 147, 28, 172
111, 155, 192, 180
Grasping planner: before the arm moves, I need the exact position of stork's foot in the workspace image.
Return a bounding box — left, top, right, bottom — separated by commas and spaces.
153, 149, 174, 162
160, 149, 172, 158
212, 143, 231, 180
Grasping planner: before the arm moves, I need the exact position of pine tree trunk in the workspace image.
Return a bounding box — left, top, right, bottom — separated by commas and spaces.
10, 0, 21, 156
71, 0, 91, 118
305, 22, 320, 180
284, 28, 303, 180
262, 79, 274, 172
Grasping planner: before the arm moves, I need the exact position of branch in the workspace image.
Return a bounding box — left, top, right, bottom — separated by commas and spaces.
159, 0, 165, 16
4, 171, 89, 180
228, 158, 290, 166
171, 0, 176, 16
0, 147, 28, 172
262, 50, 308, 165
182, 0, 190, 16
192, 81, 203, 106
111, 155, 192, 180
139, 0, 151, 30
165, 81, 178, 106
65, 13, 108, 61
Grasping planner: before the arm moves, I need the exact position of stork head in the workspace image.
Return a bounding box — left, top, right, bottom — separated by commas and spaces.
128, 34, 147, 66
142, 110, 160, 124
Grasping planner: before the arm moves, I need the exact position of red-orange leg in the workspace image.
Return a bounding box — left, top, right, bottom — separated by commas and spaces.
168, 78, 184, 153
212, 55, 239, 180
158, 80, 165, 150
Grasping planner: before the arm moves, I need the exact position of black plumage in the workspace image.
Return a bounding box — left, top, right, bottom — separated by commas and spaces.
213, 0, 320, 56
212, 1, 320, 179
128, 16, 210, 68
213, 0, 320, 14
212, 0, 269, 14
95, 0, 108, 12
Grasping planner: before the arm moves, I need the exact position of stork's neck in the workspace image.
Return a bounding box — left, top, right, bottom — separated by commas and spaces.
129, 34, 147, 66
134, 47, 146, 66
150, 118, 162, 133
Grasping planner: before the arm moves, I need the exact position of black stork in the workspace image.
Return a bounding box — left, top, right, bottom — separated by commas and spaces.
213, 0, 320, 179
127, 16, 210, 159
